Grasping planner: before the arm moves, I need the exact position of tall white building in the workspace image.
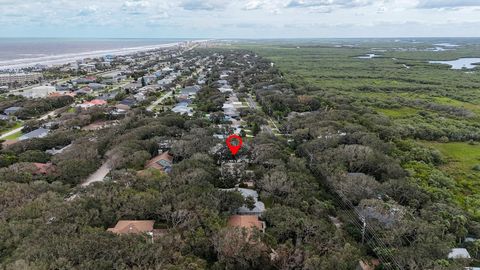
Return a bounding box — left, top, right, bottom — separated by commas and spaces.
0, 73, 43, 85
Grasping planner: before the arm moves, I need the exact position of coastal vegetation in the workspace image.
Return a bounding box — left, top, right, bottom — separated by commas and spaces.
1, 40, 480, 269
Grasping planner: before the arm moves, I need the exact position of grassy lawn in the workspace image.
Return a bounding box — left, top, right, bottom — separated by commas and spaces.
4, 130, 23, 140
422, 142, 480, 172
0, 122, 23, 135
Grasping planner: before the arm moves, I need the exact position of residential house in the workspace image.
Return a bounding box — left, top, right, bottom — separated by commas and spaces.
73, 76, 97, 84
134, 93, 146, 101
101, 71, 126, 84
138, 85, 157, 93
216, 79, 228, 86
4, 106, 21, 115
108, 220, 155, 235
116, 98, 136, 110
356, 259, 380, 270
88, 83, 106, 91
172, 101, 193, 116
157, 78, 174, 88
77, 99, 107, 109
23, 85, 56, 98
123, 82, 142, 93
19, 128, 49, 141
74, 86, 92, 95
138, 75, 157, 85
32, 163, 56, 175
180, 85, 201, 97
97, 92, 118, 101
145, 151, 173, 173
55, 83, 73, 91
79, 63, 96, 72
161, 67, 174, 73
448, 248, 471, 259
227, 215, 266, 233
222, 188, 265, 216
49, 92, 76, 98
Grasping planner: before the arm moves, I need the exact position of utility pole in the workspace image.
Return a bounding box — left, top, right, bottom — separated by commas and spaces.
361, 215, 366, 245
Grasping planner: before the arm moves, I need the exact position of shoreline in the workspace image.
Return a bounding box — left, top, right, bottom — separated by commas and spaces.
0, 41, 201, 71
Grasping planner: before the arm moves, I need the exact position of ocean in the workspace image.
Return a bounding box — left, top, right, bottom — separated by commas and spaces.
0, 38, 188, 70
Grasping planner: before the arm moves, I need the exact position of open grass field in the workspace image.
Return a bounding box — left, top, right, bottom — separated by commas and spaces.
423, 141, 480, 187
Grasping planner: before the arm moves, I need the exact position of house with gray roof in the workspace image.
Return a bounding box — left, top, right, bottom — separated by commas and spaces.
4, 107, 21, 115
19, 128, 49, 141
221, 188, 266, 216
172, 102, 193, 116
88, 83, 106, 91
180, 85, 201, 97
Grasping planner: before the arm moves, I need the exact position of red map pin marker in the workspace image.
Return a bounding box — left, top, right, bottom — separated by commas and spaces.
226, 134, 243, 156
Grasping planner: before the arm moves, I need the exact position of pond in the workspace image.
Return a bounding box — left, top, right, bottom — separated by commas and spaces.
429, 58, 480, 70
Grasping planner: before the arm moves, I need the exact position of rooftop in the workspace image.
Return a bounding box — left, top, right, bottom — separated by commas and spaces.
227, 215, 265, 232
19, 128, 49, 141
107, 220, 155, 235
145, 151, 173, 172
448, 248, 471, 259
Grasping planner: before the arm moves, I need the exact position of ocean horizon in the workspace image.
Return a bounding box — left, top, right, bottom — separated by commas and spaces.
0, 38, 189, 62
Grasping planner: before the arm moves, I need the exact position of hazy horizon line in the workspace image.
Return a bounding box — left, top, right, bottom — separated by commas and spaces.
1, 36, 480, 40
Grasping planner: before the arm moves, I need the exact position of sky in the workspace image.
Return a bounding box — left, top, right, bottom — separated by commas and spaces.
0, 0, 480, 38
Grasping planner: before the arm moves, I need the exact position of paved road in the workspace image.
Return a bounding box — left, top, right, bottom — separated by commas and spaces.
81, 161, 113, 187
247, 96, 258, 110
0, 109, 60, 140
146, 91, 173, 112
247, 95, 282, 136
0, 103, 71, 140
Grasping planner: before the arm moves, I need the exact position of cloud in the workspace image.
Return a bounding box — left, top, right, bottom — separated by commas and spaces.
180, 0, 228, 11
122, 0, 151, 15
1, 0, 480, 38
244, 0, 265, 10
286, 0, 377, 9
77, 6, 98, 17
417, 0, 480, 9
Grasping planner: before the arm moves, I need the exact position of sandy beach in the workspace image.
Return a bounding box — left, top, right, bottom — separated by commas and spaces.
0, 41, 187, 70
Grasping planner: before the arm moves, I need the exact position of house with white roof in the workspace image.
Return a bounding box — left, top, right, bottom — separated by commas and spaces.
448, 248, 471, 259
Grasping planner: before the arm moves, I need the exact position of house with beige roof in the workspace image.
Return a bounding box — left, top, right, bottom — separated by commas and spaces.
227, 215, 266, 233
107, 220, 155, 235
